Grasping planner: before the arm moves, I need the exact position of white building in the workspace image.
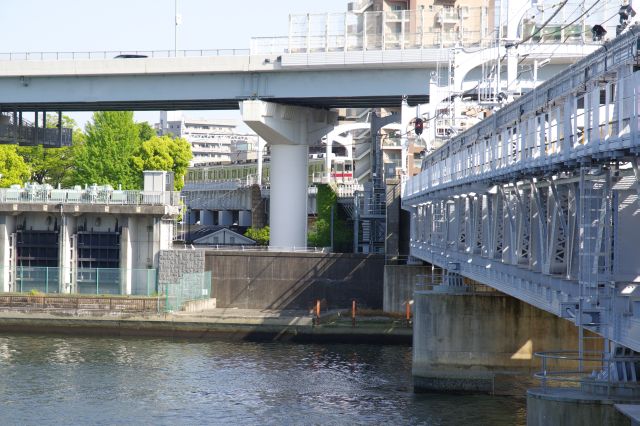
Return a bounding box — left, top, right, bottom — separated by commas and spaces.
157, 112, 259, 166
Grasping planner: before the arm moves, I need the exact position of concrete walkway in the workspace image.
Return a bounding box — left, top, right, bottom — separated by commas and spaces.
0, 309, 412, 344
615, 404, 640, 425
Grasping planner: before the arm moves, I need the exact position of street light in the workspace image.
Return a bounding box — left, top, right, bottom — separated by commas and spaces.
174, 0, 182, 56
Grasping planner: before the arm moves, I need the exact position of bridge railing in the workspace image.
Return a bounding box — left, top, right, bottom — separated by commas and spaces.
250, 7, 613, 55
534, 351, 640, 396
0, 49, 249, 61
403, 27, 640, 200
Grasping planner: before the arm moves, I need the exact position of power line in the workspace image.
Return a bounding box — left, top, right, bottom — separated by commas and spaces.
509, 0, 570, 48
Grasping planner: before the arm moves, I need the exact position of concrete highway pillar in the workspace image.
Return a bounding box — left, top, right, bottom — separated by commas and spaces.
0, 216, 16, 292
270, 144, 309, 248
325, 131, 334, 183
58, 214, 76, 294
119, 218, 133, 295
200, 210, 215, 226
241, 100, 337, 250
238, 211, 252, 227
218, 211, 233, 227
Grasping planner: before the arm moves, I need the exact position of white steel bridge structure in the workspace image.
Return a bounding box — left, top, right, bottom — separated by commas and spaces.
403, 27, 640, 353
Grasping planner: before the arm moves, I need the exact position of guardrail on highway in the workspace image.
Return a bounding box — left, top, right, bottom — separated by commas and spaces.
0, 49, 250, 61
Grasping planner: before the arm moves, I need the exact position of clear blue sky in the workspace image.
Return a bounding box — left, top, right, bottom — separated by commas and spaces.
0, 0, 349, 128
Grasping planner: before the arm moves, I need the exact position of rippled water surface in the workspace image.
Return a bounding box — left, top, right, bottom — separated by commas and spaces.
0, 334, 525, 425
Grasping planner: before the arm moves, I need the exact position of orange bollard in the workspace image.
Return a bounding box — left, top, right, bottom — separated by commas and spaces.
352, 299, 357, 327
405, 300, 411, 326
315, 299, 321, 325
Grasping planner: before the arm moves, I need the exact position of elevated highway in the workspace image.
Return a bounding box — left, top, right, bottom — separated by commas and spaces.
0, 44, 587, 112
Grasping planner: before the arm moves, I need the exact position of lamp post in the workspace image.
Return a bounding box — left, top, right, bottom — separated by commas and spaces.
174, 0, 181, 56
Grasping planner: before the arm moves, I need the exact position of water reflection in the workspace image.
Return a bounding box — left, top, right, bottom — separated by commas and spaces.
0, 334, 525, 425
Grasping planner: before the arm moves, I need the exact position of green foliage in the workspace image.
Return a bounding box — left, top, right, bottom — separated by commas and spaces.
18, 114, 80, 186
244, 226, 269, 246
0, 145, 31, 187
70, 111, 142, 189
137, 121, 156, 141
131, 135, 192, 190
13, 112, 190, 191
307, 184, 353, 252
18, 145, 74, 186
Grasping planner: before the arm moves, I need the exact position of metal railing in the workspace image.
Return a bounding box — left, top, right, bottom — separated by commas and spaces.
8, 266, 158, 296
188, 245, 330, 253
403, 27, 640, 201
0, 49, 249, 61
534, 351, 640, 395
0, 294, 162, 313
0, 187, 181, 206
250, 7, 611, 55
161, 271, 211, 312
0, 123, 73, 147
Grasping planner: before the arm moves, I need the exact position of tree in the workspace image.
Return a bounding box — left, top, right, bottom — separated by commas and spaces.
18, 114, 81, 186
70, 111, 141, 189
307, 184, 352, 251
131, 135, 192, 190
244, 226, 269, 246
137, 121, 156, 141
0, 145, 31, 186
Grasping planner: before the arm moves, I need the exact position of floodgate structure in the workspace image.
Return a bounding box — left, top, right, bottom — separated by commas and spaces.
0, 171, 179, 295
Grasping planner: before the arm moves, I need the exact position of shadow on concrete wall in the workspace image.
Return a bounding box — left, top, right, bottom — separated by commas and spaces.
205, 251, 384, 311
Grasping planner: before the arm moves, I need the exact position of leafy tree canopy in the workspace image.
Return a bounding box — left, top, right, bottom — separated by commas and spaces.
132, 135, 192, 190
0, 145, 31, 186
70, 111, 141, 189
18, 114, 81, 186
244, 226, 269, 246
137, 121, 156, 141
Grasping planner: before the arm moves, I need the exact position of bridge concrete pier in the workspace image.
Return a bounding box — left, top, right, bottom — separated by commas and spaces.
241, 100, 336, 249
413, 290, 597, 395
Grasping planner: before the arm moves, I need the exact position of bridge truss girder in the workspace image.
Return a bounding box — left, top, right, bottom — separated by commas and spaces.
403, 27, 640, 352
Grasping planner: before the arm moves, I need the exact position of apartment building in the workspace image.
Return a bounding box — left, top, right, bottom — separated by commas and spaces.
157, 112, 259, 166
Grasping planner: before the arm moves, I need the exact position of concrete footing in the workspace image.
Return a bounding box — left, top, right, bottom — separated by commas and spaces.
412, 291, 598, 395
527, 388, 633, 426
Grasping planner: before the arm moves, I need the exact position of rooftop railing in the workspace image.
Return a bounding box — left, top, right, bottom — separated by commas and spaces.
0, 187, 181, 207
250, 7, 613, 55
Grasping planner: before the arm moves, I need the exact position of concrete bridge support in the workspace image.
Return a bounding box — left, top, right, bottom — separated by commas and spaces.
413, 290, 599, 395
241, 100, 336, 249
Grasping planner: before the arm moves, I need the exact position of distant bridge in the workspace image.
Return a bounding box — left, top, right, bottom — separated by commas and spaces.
0, 44, 584, 112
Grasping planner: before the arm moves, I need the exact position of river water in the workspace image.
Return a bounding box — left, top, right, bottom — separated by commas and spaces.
0, 334, 526, 425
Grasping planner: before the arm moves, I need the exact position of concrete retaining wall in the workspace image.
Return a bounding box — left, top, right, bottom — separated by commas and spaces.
413, 291, 600, 394
527, 389, 631, 426
181, 298, 217, 312
205, 251, 384, 310
158, 250, 205, 285
383, 264, 431, 313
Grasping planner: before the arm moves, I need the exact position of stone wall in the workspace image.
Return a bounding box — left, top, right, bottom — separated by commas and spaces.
206, 251, 384, 310
158, 250, 205, 285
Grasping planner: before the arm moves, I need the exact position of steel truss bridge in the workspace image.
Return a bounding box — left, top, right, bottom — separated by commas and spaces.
403, 27, 640, 353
